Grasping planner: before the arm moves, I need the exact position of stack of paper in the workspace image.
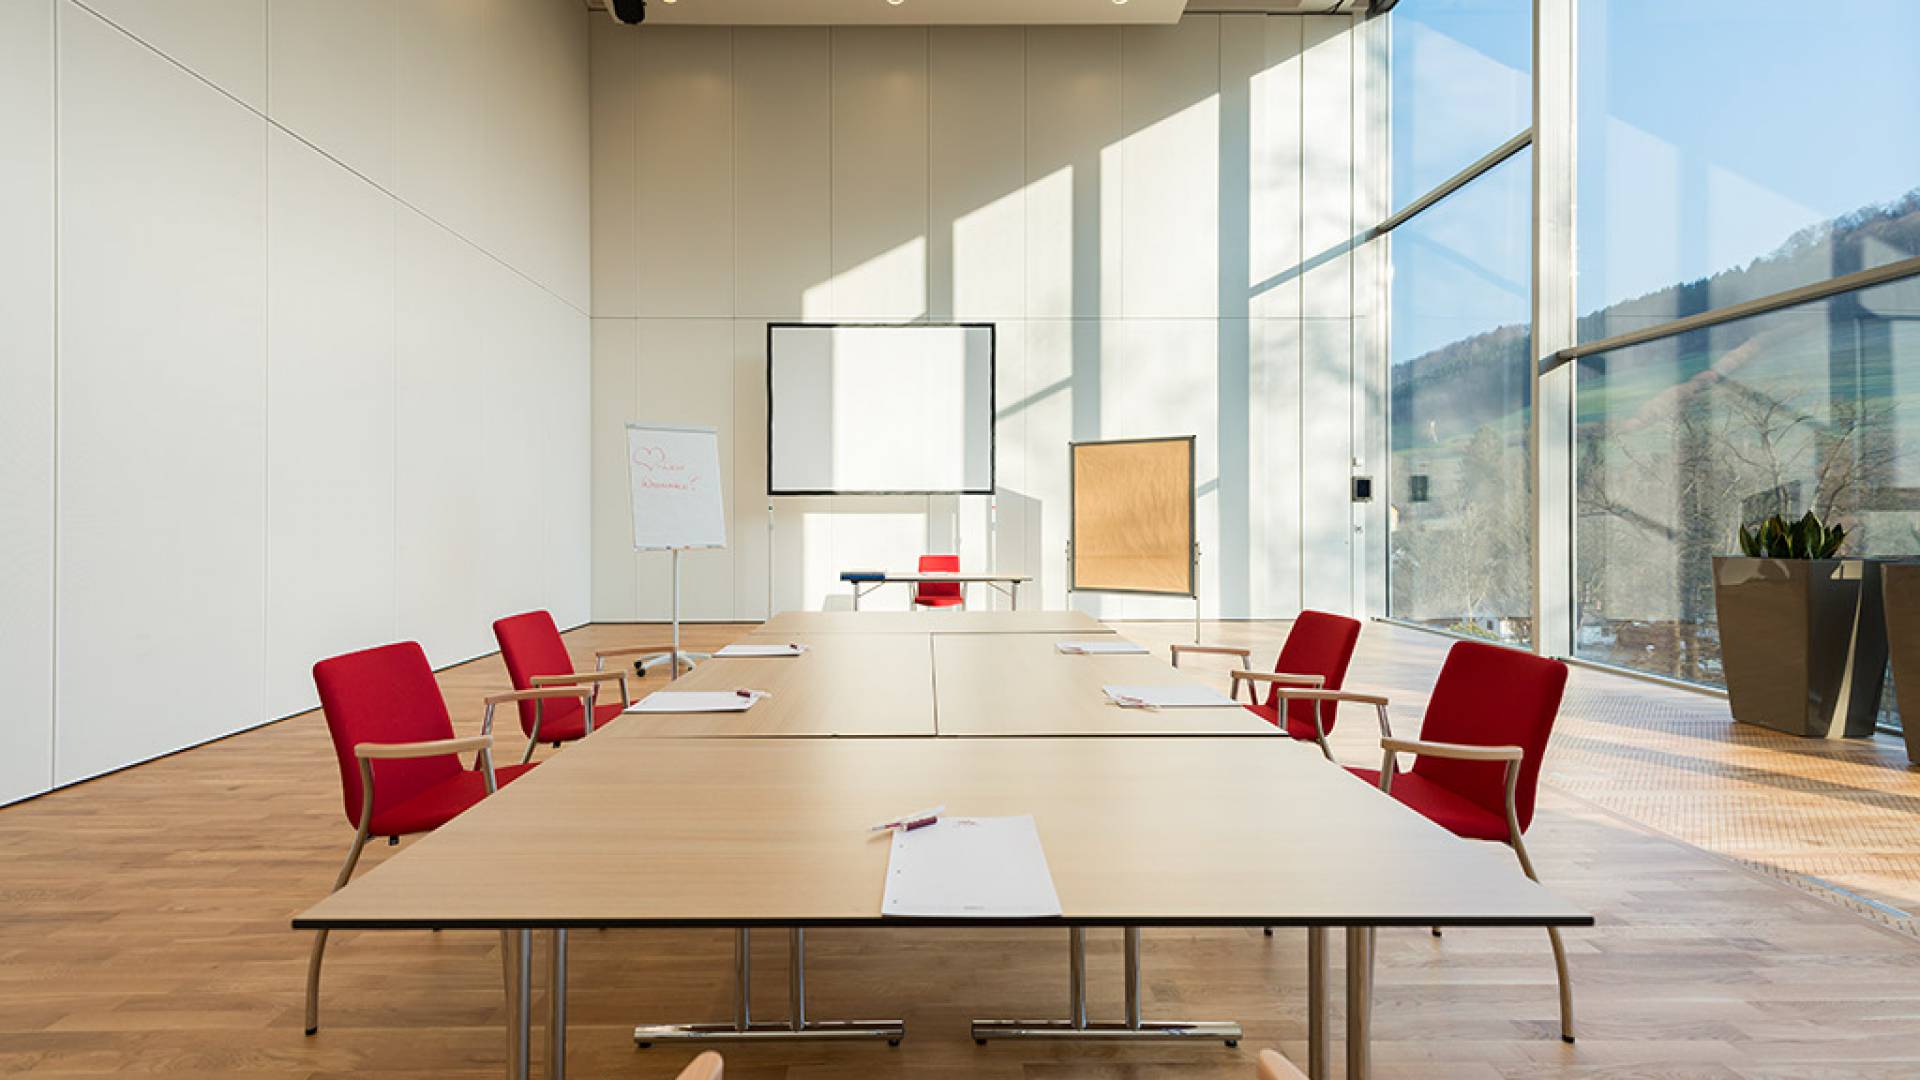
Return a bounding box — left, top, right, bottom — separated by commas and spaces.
1101, 684, 1238, 708
714, 643, 809, 658
1054, 639, 1148, 655
881, 815, 1062, 918
624, 690, 768, 714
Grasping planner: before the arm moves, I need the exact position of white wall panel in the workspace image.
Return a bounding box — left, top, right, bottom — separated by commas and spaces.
393, 211, 493, 667
1301, 15, 1353, 320
1253, 317, 1303, 617
1120, 18, 1220, 319
732, 319, 774, 620
634, 28, 734, 318
264, 130, 396, 718
478, 260, 559, 628
1024, 27, 1123, 321
590, 17, 640, 318
0, 0, 56, 804
83, 0, 266, 110
56, 4, 267, 782
928, 27, 1025, 321
732, 28, 831, 318
591, 319, 640, 619
391, 0, 492, 282
1248, 16, 1302, 322
541, 295, 593, 629
487, 0, 590, 312
265, 0, 394, 188
829, 27, 929, 321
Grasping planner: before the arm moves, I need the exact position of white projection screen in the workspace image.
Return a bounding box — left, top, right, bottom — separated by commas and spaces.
767, 323, 996, 495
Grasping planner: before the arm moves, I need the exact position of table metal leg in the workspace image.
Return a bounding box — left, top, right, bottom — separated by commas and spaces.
634, 927, 904, 1047
972, 928, 1241, 1044
506, 929, 531, 1080
547, 929, 566, 1080
1307, 927, 1329, 1080
1345, 927, 1372, 1080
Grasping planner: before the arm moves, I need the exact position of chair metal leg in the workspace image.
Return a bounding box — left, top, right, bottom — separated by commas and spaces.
1510, 830, 1576, 1043
304, 823, 370, 1035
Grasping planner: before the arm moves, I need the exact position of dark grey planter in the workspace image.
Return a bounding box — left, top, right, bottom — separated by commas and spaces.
1712, 556, 1886, 738
1882, 562, 1920, 762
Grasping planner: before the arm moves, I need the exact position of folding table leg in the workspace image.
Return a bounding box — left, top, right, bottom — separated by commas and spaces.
503, 929, 531, 1080
547, 929, 567, 1080
1307, 927, 1329, 1080
1345, 927, 1372, 1080
971, 928, 1242, 1044
633, 927, 904, 1046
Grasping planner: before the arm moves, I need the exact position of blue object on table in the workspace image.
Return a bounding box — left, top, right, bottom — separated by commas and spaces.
841, 570, 887, 582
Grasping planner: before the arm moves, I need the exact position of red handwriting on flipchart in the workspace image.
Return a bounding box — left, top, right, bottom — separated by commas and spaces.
632, 444, 702, 492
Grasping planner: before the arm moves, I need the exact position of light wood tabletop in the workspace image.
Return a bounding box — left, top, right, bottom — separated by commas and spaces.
932, 634, 1275, 737
295, 736, 1591, 931
757, 609, 1111, 636
599, 633, 935, 739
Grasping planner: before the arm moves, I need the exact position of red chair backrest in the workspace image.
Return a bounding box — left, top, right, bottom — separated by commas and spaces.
1270, 610, 1363, 740
915, 554, 962, 601
493, 610, 584, 738
1412, 641, 1568, 834
313, 642, 460, 831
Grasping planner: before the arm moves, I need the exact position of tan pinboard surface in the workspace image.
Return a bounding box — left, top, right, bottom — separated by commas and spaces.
599, 634, 934, 738
1072, 438, 1193, 595
758, 609, 1110, 635
296, 737, 1589, 929
933, 634, 1273, 737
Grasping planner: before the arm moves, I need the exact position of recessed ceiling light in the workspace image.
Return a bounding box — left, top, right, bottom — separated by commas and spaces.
887, 0, 904, 5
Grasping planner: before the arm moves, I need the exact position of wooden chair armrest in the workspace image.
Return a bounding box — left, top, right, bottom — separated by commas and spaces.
1265, 687, 1389, 707
1379, 737, 1523, 763
1229, 670, 1326, 687
354, 735, 493, 760
1169, 643, 1253, 665
675, 1051, 724, 1080
593, 644, 677, 659
1256, 1049, 1309, 1080
529, 671, 626, 687
483, 686, 595, 706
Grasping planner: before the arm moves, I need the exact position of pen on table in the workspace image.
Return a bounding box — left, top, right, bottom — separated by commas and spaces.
735, 688, 771, 700
869, 805, 945, 832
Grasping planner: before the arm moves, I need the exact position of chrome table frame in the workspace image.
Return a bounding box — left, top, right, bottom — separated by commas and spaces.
971, 927, 1242, 1045
631, 928, 905, 1048
844, 573, 1028, 610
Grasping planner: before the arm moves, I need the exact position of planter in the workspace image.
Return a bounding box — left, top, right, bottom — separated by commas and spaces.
1883, 562, 1920, 762
1712, 556, 1886, 738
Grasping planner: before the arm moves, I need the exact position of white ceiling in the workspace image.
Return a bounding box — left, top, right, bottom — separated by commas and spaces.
595, 0, 1192, 26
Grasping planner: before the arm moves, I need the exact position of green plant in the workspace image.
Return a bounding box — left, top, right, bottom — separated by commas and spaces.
1737, 510, 1848, 559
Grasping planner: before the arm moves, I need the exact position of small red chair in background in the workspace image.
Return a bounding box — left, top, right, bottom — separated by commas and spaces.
912, 554, 965, 609
494, 609, 659, 760
1172, 609, 1363, 758
1292, 640, 1576, 1043
303, 641, 591, 1035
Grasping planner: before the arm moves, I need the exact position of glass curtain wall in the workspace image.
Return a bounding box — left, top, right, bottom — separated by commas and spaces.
1382, 0, 1535, 643
1568, 0, 1920, 703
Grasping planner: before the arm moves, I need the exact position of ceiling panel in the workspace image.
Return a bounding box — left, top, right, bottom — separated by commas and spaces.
590, 0, 1190, 26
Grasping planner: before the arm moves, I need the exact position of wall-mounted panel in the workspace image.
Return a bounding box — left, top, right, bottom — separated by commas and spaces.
1024, 27, 1123, 321
1120, 17, 1221, 319
829, 27, 929, 320
56, 4, 268, 782
590, 319, 641, 618
732, 28, 831, 318
265, 0, 395, 188
928, 27, 1026, 321
264, 130, 397, 718
634, 27, 735, 318
589, 17, 640, 317
84, 0, 267, 110
0, 0, 56, 804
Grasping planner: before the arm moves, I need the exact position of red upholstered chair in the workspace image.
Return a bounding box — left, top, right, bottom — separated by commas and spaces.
302, 641, 587, 1036
1313, 641, 1576, 1043
912, 554, 965, 609
1170, 610, 1363, 758
493, 609, 646, 760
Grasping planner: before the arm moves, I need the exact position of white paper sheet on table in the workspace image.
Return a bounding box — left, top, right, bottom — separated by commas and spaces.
624, 690, 768, 714
1101, 684, 1238, 708
881, 815, 1062, 918
713, 643, 809, 658
1054, 639, 1148, 655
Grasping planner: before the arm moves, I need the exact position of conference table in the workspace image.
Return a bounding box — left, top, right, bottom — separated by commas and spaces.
839, 569, 1033, 610
295, 611, 1591, 1080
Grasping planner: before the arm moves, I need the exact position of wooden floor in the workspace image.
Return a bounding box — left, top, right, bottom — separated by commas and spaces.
6, 619, 1920, 1078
